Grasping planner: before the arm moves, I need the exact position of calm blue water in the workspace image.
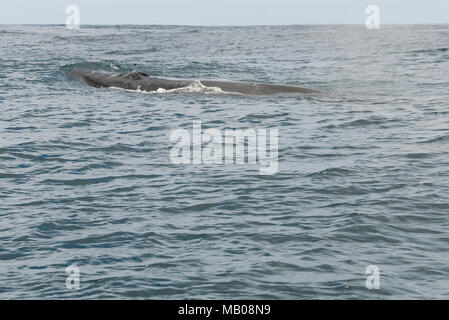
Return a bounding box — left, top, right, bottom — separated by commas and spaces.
1, 24, 449, 299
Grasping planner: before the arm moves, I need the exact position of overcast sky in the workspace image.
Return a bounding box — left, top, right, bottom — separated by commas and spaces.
1, 0, 449, 25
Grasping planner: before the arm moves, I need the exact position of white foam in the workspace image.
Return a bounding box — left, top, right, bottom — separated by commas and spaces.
110, 80, 226, 95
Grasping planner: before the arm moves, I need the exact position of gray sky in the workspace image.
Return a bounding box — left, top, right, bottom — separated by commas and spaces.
1, 0, 449, 25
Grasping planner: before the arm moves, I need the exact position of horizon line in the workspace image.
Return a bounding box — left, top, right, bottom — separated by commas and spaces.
1, 23, 449, 27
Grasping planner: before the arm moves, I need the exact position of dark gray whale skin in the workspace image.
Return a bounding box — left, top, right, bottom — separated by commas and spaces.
72, 69, 320, 95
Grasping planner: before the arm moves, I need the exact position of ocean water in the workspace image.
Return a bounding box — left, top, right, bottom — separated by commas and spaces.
1, 24, 449, 299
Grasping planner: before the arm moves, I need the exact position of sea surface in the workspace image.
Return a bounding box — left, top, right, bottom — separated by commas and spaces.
1, 24, 449, 299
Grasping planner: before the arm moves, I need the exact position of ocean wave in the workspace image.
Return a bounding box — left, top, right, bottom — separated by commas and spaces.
2, 24, 449, 300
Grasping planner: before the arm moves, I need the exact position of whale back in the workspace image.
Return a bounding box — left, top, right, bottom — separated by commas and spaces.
72, 68, 320, 95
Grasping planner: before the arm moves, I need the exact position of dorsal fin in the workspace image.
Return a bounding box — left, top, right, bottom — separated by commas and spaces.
122, 71, 150, 80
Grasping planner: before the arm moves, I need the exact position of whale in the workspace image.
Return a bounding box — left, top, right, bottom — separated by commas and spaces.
72, 69, 320, 95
